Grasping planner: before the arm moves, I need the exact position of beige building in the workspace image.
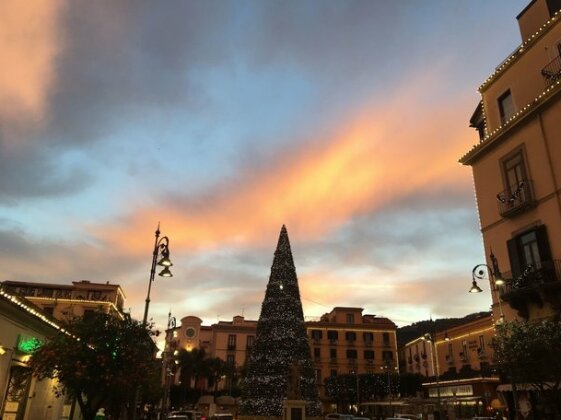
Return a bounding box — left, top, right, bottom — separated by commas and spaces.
0, 285, 69, 420
401, 314, 499, 417
305, 307, 398, 398
163, 307, 398, 400
461, 0, 561, 323
2, 280, 126, 321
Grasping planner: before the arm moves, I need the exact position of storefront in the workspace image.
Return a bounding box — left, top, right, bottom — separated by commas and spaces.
423, 376, 502, 419
0, 285, 71, 420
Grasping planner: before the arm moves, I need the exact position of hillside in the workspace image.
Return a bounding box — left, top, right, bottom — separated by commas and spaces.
396, 311, 490, 347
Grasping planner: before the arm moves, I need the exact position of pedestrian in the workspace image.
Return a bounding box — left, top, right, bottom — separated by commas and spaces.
94, 408, 106, 419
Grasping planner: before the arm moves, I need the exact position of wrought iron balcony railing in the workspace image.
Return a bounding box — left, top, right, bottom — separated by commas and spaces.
496, 179, 536, 217
501, 259, 561, 293
541, 55, 561, 88
499, 260, 561, 318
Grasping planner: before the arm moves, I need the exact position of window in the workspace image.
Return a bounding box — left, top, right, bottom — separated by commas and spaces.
364, 350, 374, 360
507, 225, 552, 280
479, 335, 485, 352
345, 331, 356, 341
461, 340, 468, 359
228, 334, 236, 349
448, 343, 453, 357
382, 332, 390, 346
503, 151, 527, 195
330, 348, 337, 359
346, 349, 357, 359
498, 89, 515, 124
363, 332, 373, 343
314, 348, 321, 359
327, 330, 338, 341
382, 351, 393, 361
346, 313, 355, 324
247, 335, 255, 349
311, 330, 322, 340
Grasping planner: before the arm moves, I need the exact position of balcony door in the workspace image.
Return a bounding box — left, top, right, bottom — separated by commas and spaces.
507, 225, 552, 281
504, 152, 526, 195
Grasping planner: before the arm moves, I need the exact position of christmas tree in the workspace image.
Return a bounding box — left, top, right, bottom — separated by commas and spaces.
241, 225, 321, 416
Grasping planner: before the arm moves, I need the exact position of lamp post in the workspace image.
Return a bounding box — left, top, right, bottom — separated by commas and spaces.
469, 252, 505, 324
143, 223, 173, 325
423, 333, 442, 418
381, 362, 396, 416
469, 252, 518, 417
350, 369, 360, 414
135, 224, 173, 420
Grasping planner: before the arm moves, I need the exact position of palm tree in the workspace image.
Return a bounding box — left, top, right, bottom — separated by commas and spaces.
206, 358, 227, 393
176, 348, 210, 404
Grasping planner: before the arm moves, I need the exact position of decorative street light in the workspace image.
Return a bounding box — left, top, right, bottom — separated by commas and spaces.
469, 252, 505, 324
143, 223, 173, 326
380, 361, 397, 415
423, 333, 442, 418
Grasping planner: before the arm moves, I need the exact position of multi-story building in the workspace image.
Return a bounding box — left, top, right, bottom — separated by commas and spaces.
163, 307, 398, 400
401, 314, 499, 418
0, 285, 69, 419
2, 280, 126, 320
461, 0, 561, 323
305, 307, 398, 399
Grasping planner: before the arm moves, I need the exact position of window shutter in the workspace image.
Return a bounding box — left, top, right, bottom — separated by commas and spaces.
535, 224, 552, 262
507, 237, 522, 279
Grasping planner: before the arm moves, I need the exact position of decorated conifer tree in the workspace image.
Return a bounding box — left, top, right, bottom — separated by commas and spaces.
241, 225, 321, 416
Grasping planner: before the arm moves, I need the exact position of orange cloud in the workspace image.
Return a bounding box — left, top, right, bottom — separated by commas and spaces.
96, 76, 476, 255
0, 0, 62, 125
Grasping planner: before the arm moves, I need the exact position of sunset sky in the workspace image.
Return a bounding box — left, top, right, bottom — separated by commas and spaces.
1, 0, 530, 345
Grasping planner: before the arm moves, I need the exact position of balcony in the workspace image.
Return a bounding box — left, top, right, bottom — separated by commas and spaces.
541, 55, 561, 88
496, 179, 536, 218
364, 340, 373, 347
500, 260, 561, 319
477, 348, 488, 360
227, 344, 236, 351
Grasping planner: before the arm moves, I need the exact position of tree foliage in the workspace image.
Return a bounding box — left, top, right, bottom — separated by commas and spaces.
324, 373, 400, 408
171, 348, 233, 407
28, 312, 160, 420
492, 319, 561, 417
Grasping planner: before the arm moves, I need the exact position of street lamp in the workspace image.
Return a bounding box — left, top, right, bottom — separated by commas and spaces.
380, 362, 397, 415
350, 369, 360, 413
143, 223, 173, 325
469, 252, 505, 324
423, 333, 442, 417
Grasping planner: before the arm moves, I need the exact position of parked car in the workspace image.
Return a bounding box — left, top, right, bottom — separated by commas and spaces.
168, 411, 203, 420
211, 414, 234, 420
325, 413, 355, 420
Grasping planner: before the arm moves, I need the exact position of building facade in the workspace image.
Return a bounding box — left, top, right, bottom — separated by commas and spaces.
401, 314, 500, 418
163, 307, 398, 401
305, 307, 398, 399
0, 285, 70, 420
461, 0, 561, 323
2, 280, 126, 321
